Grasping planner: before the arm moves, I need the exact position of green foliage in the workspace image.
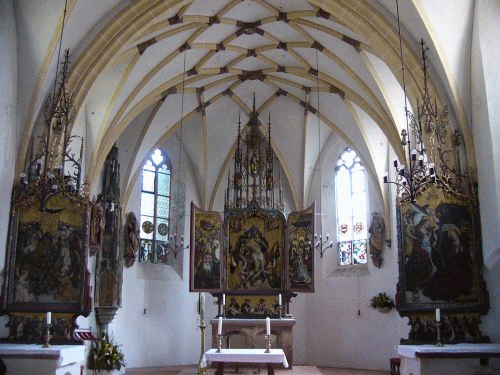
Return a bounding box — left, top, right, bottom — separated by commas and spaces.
369, 292, 395, 310
88, 333, 126, 372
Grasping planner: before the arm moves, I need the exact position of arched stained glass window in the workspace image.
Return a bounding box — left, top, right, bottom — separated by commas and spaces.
139, 149, 172, 264
335, 147, 368, 266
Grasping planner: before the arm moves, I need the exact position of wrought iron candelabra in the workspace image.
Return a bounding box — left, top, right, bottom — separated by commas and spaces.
384, 149, 436, 203
315, 233, 333, 257
167, 234, 189, 258
383, 18, 441, 203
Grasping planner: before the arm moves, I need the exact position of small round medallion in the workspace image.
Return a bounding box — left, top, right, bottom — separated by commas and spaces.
158, 223, 168, 236
142, 221, 153, 234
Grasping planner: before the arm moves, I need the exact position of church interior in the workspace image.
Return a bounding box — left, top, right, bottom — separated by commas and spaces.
0, 0, 499, 374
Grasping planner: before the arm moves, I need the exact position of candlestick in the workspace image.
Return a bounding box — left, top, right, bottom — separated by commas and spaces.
218, 316, 223, 335
435, 321, 444, 347
43, 313, 52, 348
217, 334, 223, 353
266, 317, 270, 336
198, 316, 206, 375
264, 334, 271, 353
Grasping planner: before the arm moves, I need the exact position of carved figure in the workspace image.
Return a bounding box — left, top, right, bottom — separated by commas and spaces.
368, 212, 385, 268
227, 297, 240, 316
124, 212, 140, 267
89, 200, 105, 256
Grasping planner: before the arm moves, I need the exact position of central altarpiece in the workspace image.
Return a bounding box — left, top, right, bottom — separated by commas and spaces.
190, 101, 314, 363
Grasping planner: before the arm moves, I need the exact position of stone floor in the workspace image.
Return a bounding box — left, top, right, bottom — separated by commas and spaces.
125, 365, 390, 375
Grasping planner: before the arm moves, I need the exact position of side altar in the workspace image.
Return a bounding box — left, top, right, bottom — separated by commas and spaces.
397, 344, 500, 375
190, 99, 314, 369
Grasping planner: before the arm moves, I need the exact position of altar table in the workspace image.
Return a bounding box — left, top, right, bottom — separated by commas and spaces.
201, 348, 289, 374
210, 318, 296, 366
0, 344, 85, 375
397, 343, 500, 375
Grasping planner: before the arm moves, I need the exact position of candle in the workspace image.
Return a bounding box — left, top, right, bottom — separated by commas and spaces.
218, 316, 223, 335
266, 317, 271, 335
436, 308, 440, 322
222, 293, 225, 306
278, 294, 282, 306
46, 312, 51, 325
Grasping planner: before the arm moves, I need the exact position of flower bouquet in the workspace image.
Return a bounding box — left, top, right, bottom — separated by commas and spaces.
88, 332, 125, 373
369, 292, 395, 312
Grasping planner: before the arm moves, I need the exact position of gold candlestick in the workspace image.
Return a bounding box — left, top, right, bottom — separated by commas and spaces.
198, 319, 206, 375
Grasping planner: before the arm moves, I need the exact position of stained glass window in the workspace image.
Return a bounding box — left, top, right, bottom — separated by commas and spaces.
335, 148, 367, 266
139, 149, 172, 264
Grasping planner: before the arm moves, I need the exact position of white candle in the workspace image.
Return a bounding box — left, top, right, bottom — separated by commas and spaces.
278, 294, 282, 306
222, 293, 225, 306
46, 312, 51, 325
436, 308, 440, 322
218, 316, 223, 335
266, 317, 271, 335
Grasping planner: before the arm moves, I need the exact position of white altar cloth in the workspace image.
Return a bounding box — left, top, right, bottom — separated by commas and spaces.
200, 348, 289, 369
0, 344, 85, 375
398, 343, 500, 358
397, 344, 500, 375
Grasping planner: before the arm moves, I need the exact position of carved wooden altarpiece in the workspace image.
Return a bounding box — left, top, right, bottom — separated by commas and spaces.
190, 99, 315, 322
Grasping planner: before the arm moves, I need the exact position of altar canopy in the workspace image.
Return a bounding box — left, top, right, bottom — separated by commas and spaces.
190, 99, 315, 312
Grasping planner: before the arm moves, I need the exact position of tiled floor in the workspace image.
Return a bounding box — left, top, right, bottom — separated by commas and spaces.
125, 365, 390, 375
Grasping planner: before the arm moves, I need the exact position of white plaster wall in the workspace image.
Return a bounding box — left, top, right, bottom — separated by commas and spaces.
419, 0, 475, 121
109, 134, 216, 370
0, 0, 18, 275
472, 0, 500, 268
471, 0, 500, 342
299, 140, 405, 371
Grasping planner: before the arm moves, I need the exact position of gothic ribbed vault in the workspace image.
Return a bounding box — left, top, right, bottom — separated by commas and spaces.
16, 0, 475, 213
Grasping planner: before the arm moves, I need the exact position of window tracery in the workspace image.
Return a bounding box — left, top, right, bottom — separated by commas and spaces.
335, 147, 368, 266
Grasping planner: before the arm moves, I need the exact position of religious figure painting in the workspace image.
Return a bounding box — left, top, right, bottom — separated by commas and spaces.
2, 193, 91, 313
287, 204, 315, 292
225, 209, 285, 292
226, 295, 279, 318
190, 203, 223, 292
397, 185, 488, 314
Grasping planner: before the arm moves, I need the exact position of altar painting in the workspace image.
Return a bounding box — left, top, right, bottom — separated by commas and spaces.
3, 193, 90, 312
397, 185, 488, 313
287, 204, 315, 292
226, 212, 285, 292
190, 203, 223, 292
226, 295, 279, 318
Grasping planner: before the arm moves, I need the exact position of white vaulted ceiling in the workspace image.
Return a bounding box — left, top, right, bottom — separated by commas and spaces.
15, 0, 475, 211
